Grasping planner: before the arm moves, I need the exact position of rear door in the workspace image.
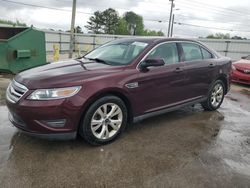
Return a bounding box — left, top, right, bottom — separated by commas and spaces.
135, 42, 188, 114
178, 42, 218, 99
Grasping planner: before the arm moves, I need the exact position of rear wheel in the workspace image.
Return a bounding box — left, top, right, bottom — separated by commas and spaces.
79, 95, 127, 145
202, 80, 225, 111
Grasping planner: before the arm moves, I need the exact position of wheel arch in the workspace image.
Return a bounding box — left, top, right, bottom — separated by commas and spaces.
79, 89, 134, 129
215, 73, 229, 93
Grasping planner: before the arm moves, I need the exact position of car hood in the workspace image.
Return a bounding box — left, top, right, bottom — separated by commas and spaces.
233, 59, 250, 69
15, 59, 125, 89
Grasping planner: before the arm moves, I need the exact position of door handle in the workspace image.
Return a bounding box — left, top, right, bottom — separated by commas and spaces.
208, 63, 215, 68
174, 67, 183, 73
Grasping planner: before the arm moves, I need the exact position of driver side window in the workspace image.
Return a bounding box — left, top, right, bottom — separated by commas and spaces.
147, 43, 179, 64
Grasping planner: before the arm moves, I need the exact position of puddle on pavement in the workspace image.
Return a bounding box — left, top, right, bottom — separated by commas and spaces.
198, 90, 250, 186
0, 106, 16, 171
0, 88, 250, 187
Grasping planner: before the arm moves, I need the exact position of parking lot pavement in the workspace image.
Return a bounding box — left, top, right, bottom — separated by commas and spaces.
0, 76, 250, 187
0, 74, 12, 105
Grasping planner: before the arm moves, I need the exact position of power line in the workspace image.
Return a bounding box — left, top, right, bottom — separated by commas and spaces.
141, 0, 250, 19
4, 0, 248, 24
174, 21, 250, 33
145, 19, 250, 33
145, 14, 250, 30
2, 0, 249, 25
0, 0, 93, 15
1, 0, 250, 34
179, 0, 250, 16
125, 0, 250, 19
54, 0, 132, 11
177, 16, 250, 31
176, 2, 250, 21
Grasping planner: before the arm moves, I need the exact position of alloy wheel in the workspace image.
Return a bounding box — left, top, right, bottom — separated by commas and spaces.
210, 83, 224, 108
91, 103, 123, 140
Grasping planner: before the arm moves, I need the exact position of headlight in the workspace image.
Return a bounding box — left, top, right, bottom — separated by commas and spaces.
27, 86, 81, 100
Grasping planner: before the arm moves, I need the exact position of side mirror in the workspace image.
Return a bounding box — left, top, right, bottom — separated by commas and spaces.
140, 58, 165, 70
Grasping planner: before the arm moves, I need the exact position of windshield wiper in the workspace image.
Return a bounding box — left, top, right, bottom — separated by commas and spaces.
75, 58, 84, 63
87, 58, 110, 65
74, 58, 87, 70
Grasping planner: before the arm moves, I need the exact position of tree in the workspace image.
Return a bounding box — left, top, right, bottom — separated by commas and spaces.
0, 19, 27, 27
231, 35, 247, 40
75, 26, 83, 33
85, 8, 164, 36
206, 33, 230, 39
85, 8, 119, 34
206, 33, 247, 40
101, 8, 119, 34
124, 11, 144, 35
143, 29, 164, 36
85, 11, 103, 34
115, 18, 129, 35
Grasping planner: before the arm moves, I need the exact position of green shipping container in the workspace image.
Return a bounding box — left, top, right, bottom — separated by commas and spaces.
0, 27, 46, 74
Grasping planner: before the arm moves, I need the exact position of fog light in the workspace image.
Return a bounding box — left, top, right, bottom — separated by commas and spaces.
42, 119, 66, 128
9, 112, 26, 127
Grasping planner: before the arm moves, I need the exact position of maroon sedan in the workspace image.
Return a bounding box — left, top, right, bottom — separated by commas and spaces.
6, 38, 231, 145
231, 55, 250, 85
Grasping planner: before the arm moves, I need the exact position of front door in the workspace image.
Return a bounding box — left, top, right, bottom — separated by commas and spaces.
135, 42, 188, 114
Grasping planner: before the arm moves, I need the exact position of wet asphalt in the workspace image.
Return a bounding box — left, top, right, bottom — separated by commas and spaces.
0, 76, 250, 188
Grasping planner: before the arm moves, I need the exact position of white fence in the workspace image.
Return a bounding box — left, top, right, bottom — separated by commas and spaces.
44, 30, 250, 60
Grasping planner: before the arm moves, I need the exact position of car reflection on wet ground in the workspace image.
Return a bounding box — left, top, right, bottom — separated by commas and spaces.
0, 75, 250, 187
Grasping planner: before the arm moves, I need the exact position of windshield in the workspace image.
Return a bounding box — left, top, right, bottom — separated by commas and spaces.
84, 41, 149, 65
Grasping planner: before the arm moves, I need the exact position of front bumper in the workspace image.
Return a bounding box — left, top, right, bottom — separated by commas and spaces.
231, 70, 250, 85
10, 116, 77, 140
6, 94, 85, 140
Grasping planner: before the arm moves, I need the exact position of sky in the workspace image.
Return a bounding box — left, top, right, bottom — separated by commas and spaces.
0, 0, 250, 38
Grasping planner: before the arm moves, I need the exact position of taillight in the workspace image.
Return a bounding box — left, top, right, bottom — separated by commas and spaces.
232, 65, 236, 70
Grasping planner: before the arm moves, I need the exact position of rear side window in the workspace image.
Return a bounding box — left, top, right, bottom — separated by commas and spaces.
181, 43, 202, 61
147, 43, 179, 64
201, 47, 213, 59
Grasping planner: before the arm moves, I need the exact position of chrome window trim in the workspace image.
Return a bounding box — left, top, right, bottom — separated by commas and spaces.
179, 41, 217, 60
136, 40, 218, 71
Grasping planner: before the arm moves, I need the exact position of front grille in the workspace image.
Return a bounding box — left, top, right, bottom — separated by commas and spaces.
236, 68, 250, 74
6, 80, 28, 103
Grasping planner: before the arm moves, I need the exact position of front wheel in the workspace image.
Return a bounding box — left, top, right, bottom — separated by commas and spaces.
202, 80, 225, 111
79, 95, 127, 145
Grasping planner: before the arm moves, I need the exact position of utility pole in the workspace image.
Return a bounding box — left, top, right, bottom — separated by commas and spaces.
170, 14, 175, 37
69, 0, 77, 58
167, 0, 174, 37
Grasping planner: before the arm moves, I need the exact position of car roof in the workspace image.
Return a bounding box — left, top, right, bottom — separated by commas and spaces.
110, 37, 199, 45
108, 37, 221, 58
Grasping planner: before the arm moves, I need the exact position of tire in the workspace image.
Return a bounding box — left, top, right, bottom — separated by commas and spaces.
79, 95, 127, 145
202, 80, 225, 111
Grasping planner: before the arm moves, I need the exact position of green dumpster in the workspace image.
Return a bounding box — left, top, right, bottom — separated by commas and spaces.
0, 27, 46, 74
